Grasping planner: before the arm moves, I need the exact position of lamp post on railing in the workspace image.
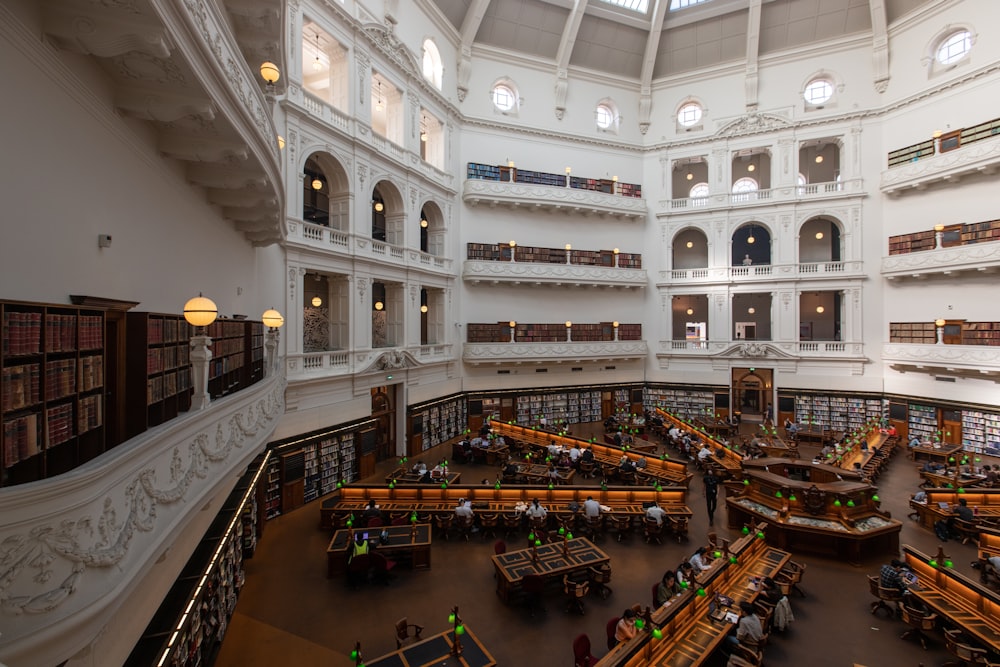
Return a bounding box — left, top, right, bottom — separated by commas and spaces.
935, 318, 946, 345
613, 321, 619, 342
262, 308, 284, 376
509, 321, 516, 343
565, 321, 572, 342
183, 293, 218, 410
565, 243, 572, 264
612, 175, 618, 196
613, 247, 619, 268
934, 224, 944, 249
509, 240, 516, 263
565, 166, 572, 187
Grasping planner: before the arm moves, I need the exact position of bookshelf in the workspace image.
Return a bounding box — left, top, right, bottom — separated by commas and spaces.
645, 387, 715, 419
466, 243, 644, 269
465, 162, 643, 198
962, 322, 1000, 346
414, 395, 467, 450
207, 319, 246, 398
908, 403, 938, 442
1, 301, 107, 486
264, 455, 281, 519
889, 322, 937, 344
303, 442, 320, 504
124, 313, 193, 439
339, 433, 357, 482
887, 139, 935, 168
888, 230, 936, 255
510, 389, 603, 425
962, 410, 1000, 455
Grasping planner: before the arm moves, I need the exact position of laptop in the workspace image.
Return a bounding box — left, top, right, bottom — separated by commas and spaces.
938, 501, 952, 510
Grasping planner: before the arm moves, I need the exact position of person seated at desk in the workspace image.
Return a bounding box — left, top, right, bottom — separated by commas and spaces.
860, 438, 869, 453
727, 601, 764, 648
819, 443, 835, 459
758, 576, 785, 606
430, 459, 448, 480
922, 461, 946, 473
584, 495, 601, 519
676, 562, 697, 587
547, 464, 562, 483
556, 452, 573, 470
985, 465, 997, 486
880, 559, 910, 595
581, 447, 595, 464
362, 499, 382, 523
912, 490, 928, 504
459, 437, 473, 461
503, 457, 519, 479
348, 532, 370, 564
656, 570, 679, 605
697, 446, 713, 464
455, 498, 474, 522
620, 455, 636, 474
646, 501, 667, 526
634, 456, 647, 470
569, 444, 581, 463
614, 608, 638, 643
494, 434, 506, 448
470, 435, 485, 449
525, 498, 548, 522
909, 435, 922, 448
954, 497, 975, 522
613, 431, 624, 448
547, 442, 562, 458
689, 546, 712, 573
411, 460, 428, 476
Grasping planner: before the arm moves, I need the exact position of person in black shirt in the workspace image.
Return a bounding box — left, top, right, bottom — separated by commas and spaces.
703, 469, 720, 525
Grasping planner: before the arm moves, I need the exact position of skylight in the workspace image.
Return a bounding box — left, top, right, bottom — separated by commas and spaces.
598, 0, 649, 13
670, 0, 712, 10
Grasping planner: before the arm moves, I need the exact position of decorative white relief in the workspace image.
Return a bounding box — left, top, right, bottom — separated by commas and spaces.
0, 381, 283, 628
883, 343, 1000, 366
882, 242, 1000, 278
715, 112, 792, 139
881, 136, 1000, 195
462, 180, 646, 219
462, 261, 647, 287
463, 342, 647, 362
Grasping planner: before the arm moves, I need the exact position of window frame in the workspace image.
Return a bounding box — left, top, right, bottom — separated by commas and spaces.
491, 81, 519, 115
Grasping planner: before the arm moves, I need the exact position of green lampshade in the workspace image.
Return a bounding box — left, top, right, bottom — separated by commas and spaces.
957, 487, 965, 493
949, 457, 956, 463
833, 500, 842, 507
680, 580, 689, 588
528, 532, 535, 541
548, 483, 554, 490
346, 520, 353, 527
411, 515, 418, 523
495, 482, 501, 490
448, 613, 456, 623
559, 527, 566, 535
729, 556, 737, 564
714, 551, 722, 558
456, 624, 466, 636
741, 526, 750, 535
872, 495, 880, 502
535, 539, 542, 546
652, 628, 663, 640
775, 491, 782, 499
567, 532, 574, 540
757, 531, 765, 539
743, 479, 750, 486
655, 485, 663, 492
945, 559, 954, 568
697, 588, 707, 596
388, 481, 395, 489
929, 559, 938, 568
634, 618, 645, 629
847, 500, 855, 507
789, 495, 797, 502
441, 482, 447, 489
351, 650, 358, 659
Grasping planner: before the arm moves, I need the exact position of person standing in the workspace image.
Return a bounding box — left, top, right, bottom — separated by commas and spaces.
703, 469, 720, 525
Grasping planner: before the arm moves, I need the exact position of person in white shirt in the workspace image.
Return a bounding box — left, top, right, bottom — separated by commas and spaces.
646, 502, 667, 526
583, 496, 601, 519
455, 498, 474, 520
526, 498, 548, 521
495, 435, 505, 447
697, 446, 712, 463
470, 436, 484, 448
569, 446, 581, 462
668, 426, 681, 440
689, 546, 712, 572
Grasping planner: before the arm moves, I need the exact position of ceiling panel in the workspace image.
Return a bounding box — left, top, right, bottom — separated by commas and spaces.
886, 0, 934, 24
571, 14, 647, 78
429, 0, 471, 32
475, 0, 568, 59
760, 0, 870, 55
653, 12, 745, 79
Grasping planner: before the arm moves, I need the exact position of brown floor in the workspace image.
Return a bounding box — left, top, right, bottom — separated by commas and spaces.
215, 424, 985, 667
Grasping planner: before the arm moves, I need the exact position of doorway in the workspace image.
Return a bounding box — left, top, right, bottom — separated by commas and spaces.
731, 367, 773, 424
371, 386, 396, 463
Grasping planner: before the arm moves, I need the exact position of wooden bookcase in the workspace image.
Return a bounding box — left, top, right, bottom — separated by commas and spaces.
1, 301, 106, 486
125, 312, 193, 439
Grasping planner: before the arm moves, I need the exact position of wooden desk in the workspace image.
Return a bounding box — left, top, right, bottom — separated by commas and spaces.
979, 526, 1000, 564
655, 409, 743, 479
909, 443, 963, 464
759, 436, 800, 460
908, 489, 1000, 531
516, 463, 575, 485
604, 434, 658, 453
367, 625, 496, 667
326, 524, 432, 577
595, 530, 790, 667
903, 544, 1000, 652
920, 470, 988, 489
792, 424, 835, 443
385, 469, 462, 485
491, 537, 610, 603
694, 417, 738, 439
320, 485, 691, 531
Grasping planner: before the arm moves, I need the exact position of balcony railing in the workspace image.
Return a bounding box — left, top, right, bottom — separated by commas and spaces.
462, 340, 648, 364
286, 220, 452, 272
286, 345, 455, 381
659, 340, 863, 358
882, 343, 1000, 381
664, 179, 858, 213
662, 260, 863, 284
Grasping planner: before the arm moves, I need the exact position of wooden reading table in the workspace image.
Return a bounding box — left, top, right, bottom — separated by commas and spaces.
595, 525, 791, 667
385, 468, 462, 485
979, 526, 1000, 565
908, 489, 1000, 531
759, 435, 800, 460
791, 424, 835, 443
694, 417, 738, 439
491, 537, 610, 604
326, 523, 432, 577
515, 463, 575, 485
655, 409, 744, 479
909, 442, 963, 464
604, 433, 659, 454
903, 544, 1000, 652
366, 625, 496, 667
920, 469, 988, 489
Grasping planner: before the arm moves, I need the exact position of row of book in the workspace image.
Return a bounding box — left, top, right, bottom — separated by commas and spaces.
146, 317, 192, 344
146, 345, 191, 374
47, 403, 74, 447
211, 337, 245, 358
2, 363, 39, 412
2, 413, 38, 467
146, 369, 192, 405
44, 359, 78, 402
2, 311, 42, 356
206, 321, 247, 339
78, 394, 103, 434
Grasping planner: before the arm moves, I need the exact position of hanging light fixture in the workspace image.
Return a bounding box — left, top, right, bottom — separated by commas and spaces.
748, 307, 756, 314
374, 301, 384, 311
747, 226, 756, 244
420, 218, 428, 228
374, 201, 384, 213
747, 163, 756, 172
277, 135, 285, 150
420, 114, 428, 142
312, 296, 323, 307
259, 62, 280, 86
686, 241, 693, 248
375, 80, 383, 112
816, 306, 825, 314
686, 172, 693, 181
420, 305, 428, 313
311, 174, 323, 190
686, 308, 694, 316
815, 231, 824, 240
815, 155, 824, 164
312, 34, 322, 72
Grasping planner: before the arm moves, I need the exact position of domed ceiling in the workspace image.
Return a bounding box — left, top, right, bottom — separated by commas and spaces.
426, 0, 935, 83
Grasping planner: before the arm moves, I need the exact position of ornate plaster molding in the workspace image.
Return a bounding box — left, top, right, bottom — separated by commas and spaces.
881, 136, 1000, 196
883, 343, 1000, 367
882, 242, 1000, 279
462, 180, 646, 219
462, 261, 647, 288
463, 341, 647, 363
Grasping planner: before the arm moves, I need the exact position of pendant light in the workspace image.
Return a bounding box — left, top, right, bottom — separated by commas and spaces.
312, 34, 322, 72
747, 226, 756, 245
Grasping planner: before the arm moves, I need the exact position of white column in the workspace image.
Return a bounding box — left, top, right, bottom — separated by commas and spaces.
189, 334, 213, 410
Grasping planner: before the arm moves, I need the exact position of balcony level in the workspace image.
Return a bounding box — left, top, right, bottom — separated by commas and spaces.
883, 238, 1000, 281
286, 344, 455, 383
661, 260, 865, 285
882, 343, 1000, 382
662, 178, 864, 214
286, 219, 453, 275
655, 339, 867, 372
464, 243, 646, 289
463, 322, 646, 365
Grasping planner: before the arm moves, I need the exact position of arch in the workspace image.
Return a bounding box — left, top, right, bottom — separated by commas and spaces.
672, 227, 709, 270
798, 215, 844, 264
731, 177, 759, 203
418, 199, 445, 255
732, 221, 771, 266
688, 182, 709, 202
302, 151, 349, 228
371, 179, 405, 244
421, 38, 443, 89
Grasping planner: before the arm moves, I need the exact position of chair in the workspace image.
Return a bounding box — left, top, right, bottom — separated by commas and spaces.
454, 515, 474, 542
619, 470, 637, 486
572, 633, 599, 667
579, 460, 596, 479
366, 517, 384, 528
651, 582, 660, 608
605, 514, 631, 543
667, 516, 690, 543
390, 516, 408, 526
643, 518, 663, 545
589, 563, 613, 600
433, 513, 454, 540
494, 539, 507, 556
953, 518, 981, 545
394, 617, 424, 648
727, 638, 764, 667
370, 551, 397, 585
605, 616, 621, 650
503, 513, 522, 539
564, 574, 590, 615
867, 575, 903, 617
479, 513, 500, 540
346, 553, 371, 589
942, 628, 995, 667
521, 574, 547, 617
899, 602, 937, 650
777, 559, 806, 597
582, 516, 604, 542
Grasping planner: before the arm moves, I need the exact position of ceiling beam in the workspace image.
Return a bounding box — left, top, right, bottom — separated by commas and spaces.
456, 0, 492, 101
869, 0, 890, 93
554, 0, 589, 120
637, 0, 668, 134
744, 0, 762, 111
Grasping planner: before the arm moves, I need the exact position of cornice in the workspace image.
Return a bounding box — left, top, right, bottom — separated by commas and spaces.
462, 179, 647, 218
463, 260, 648, 288
882, 241, 1000, 279
463, 341, 648, 363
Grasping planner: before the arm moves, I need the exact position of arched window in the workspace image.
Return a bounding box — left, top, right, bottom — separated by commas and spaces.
422, 39, 443, 89
803, 78, 833, 105
595, 98, 620, 133
936, 30, 971, 65
677, 102, 703, 128
732, 177, 758, 203
689, 182, 709, 206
